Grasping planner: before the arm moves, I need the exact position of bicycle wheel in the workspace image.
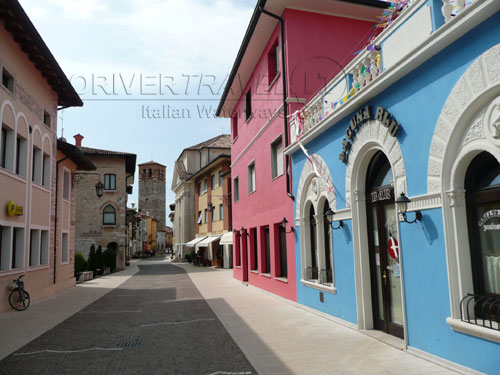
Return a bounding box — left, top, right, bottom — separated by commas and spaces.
8, 289, 30, 311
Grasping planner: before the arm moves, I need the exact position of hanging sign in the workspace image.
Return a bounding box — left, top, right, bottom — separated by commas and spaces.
478, 209, 500, 231
388, 237, 399, 260
6, 201, 24, 216
339, 106, 401, 164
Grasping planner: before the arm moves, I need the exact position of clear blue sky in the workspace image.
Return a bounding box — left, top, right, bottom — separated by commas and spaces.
20, 0, 257, 210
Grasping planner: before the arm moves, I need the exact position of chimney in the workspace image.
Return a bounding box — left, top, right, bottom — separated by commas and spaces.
74, 133, 84, 147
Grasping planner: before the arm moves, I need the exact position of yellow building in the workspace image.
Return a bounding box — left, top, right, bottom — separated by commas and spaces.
146, 216, 157, 252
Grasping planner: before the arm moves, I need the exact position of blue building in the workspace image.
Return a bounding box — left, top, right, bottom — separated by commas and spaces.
285, 1, 500, 373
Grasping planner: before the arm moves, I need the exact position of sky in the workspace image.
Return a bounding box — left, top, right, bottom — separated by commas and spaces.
19, 0, 257, 214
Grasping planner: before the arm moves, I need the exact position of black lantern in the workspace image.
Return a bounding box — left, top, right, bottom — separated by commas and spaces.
207, 203, 215, 212
324, 208, 343, 230
396, 192, 421, 224
280, 217, 294, 233
95, 181, 104, 198
240, 227, 247, 236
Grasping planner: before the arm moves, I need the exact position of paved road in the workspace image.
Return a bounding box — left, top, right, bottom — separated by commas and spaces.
0, 263, 256, 375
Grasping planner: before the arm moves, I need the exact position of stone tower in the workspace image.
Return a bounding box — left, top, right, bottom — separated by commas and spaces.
138, 161, 166, 228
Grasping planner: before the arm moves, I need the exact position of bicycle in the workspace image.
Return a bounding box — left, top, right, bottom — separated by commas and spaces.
7, 275, 30, 311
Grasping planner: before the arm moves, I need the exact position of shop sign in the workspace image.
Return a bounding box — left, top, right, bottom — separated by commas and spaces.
371, 188, 391, 203
6, 201, 24, 216
478, 209, 500, 231
339, 106, 401, 163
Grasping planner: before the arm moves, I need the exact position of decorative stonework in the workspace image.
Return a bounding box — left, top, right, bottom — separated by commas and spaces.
345, 120, 407, 208
446, 190, 466, 207
428, 43, 500, 193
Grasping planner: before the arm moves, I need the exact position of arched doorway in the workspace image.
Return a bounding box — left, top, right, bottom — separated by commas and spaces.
365, 151, 404, 339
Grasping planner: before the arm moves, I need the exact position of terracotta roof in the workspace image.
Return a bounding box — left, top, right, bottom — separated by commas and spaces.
175, 160, 192, 181
79, 146, 137, 175
185, 134, 231, 151
188, 154, 231, 182
138, 161, 166, 168
0, 0, 83, 107
57, 139, 96, 171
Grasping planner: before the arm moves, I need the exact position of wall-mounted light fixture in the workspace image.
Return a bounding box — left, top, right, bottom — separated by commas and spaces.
95, 181, 104, 198
324, 208, 344, 230
240, 227, 247, 236
280, 217, 294, 233
207, 203, 215, 212
396, 192, 422, 224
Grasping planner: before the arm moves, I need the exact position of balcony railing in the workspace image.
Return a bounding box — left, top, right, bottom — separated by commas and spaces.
319, 268, 333, 285
460, 294, 500, 331
290, 0, 479, 143
305, 266, 319, 281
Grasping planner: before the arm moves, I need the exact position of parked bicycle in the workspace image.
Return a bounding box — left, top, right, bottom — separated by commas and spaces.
7, 275, 30, 311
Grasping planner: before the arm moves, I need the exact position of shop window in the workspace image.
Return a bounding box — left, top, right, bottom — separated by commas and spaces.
103, 205, 116, 225
32, 147, 42, 184
231, 114, 238, 140
63, 170, 71, 200
29, 229, 40, 267
250, 228, 258, 271
0, 226, 11, 270
11, 227, 24, 270
234, 177, 239, 202
15, 135, 27, 177
245, 90, 252, 122
261, 225, 271, 274
465, 152, 500, 298
271, 136, 283, 179
42, 153, 51, 188
1, 125, 15, 171
104, 174, 116, 190
62, 232, 69, 263
43, 111, 51, 128
1, 67, 14, 93
277, 225, 287, 278
220, 204, 224, 221
248, 161, 256, 193
268, 42, 280, 85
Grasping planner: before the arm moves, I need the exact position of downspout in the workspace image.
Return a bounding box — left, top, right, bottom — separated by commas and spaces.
54, 156, 69, 284
259, 6, 294, 200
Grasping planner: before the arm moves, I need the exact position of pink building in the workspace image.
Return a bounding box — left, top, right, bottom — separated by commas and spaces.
216, 0, 388, 300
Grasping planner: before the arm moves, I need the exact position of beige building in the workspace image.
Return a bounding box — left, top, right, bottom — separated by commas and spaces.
73, 134, 136, 270
171, 134, 230, 259
0, 1, 90, 311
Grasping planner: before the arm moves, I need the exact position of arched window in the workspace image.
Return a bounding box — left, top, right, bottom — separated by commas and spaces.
103, 205, 116, 225
465, 152, 500, 297
307, 204, 318, 280
320, 200, 333, 284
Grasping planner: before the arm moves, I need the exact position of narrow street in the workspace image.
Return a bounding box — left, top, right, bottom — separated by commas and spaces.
0, 260, 255, 375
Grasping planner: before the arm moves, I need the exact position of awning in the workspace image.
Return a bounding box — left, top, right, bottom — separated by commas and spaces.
196, 235, 221, 247
185, 237, 207, 247
220, 232, 233, 245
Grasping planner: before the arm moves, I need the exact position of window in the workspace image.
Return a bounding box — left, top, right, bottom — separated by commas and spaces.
197, 182, 202, 196
268, 42, 280, 84
2, 67, 14, 93
15, 135, 27, 177
211, 174, 216, 189
63, 170, 71, 200
1, 125, 14, 171
234, 177, 239, 202
43, 111, 51, 128
250, 228, 258, 271
204, 209, 208, 223
219, 171, 223, 187
248, 162, 256, 193
103, 205, 116, 225
220, 204, 224, 221
29, 229, 40, 267
245, 90, 252, 122
321, 200, 333, 284
104, 174, 116, 190
0, 226, 11, 270
231, 114, 238, 139
42, 153, 50, 188
235, 232, 241, 267
203, 179, 208, 193
212, 206, 217, 221
62, 233, 69, 263
261, 225, 271, 274
278, 225, 288, 278
11, 227, 24, 270
197, 211, 202, 224
148, 169, 152, 177
271, 136, 283, 179
307, 204, 318, 280
41, 230, 49, 265
32, 147, 42, 184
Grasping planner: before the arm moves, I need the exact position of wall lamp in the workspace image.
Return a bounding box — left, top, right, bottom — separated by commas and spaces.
324, 208, 344, 230
396, 192, 422, 224
280, 217, 294, 233
207, 203, 215, 212
240, 227, 247, 236
73, 173, 104, 198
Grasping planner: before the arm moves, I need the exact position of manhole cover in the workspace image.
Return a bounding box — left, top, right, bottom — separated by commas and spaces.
117, 338, 141, 348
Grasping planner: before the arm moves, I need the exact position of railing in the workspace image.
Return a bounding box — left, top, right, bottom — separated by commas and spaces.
305, 266, 319, 281
460, 294, 500, 331
319, 268, 333, 285
290, 0, 479, 142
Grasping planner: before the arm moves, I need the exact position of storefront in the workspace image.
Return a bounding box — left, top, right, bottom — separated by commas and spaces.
287, 11, 500, 374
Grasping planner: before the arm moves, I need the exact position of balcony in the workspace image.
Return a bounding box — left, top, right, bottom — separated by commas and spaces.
288, 0, 494, 148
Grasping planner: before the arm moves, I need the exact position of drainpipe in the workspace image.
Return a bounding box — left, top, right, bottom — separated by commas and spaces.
54, 156, 69, 284
259, 6, 294, 200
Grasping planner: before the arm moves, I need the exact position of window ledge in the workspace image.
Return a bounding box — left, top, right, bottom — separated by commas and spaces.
275, 277, 288, 283
102, 224, 117, 228
104, 189, 117, 193
28, 264, 49, 271
271, 172, 284, 182
0, 168, 27, 182
261, 273, 271, 278
446, 317, 500, 344
300, 279, 337, 294
250, 270, 259, 274
266, 72, 281, 92
235, 265, 241, 269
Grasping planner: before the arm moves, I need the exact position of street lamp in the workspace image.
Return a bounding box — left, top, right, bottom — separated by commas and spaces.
95, 181, 104, 198
324, 208, 344, 230
396, 192, 422, 224
280, 217, 294, 233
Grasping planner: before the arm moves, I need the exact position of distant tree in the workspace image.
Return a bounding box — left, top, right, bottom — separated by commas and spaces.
87, 245, 97, 274
74, 252, 87, 277
96, 246, 104, 270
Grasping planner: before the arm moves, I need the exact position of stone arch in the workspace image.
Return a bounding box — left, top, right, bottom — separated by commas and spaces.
428, 43, 500, 193
1, 100, 15, 129
16, 113, 29, 139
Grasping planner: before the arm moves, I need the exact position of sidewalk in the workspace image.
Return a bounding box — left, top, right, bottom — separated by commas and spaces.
0, 261, 140, 361
178, 263, 463, 375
